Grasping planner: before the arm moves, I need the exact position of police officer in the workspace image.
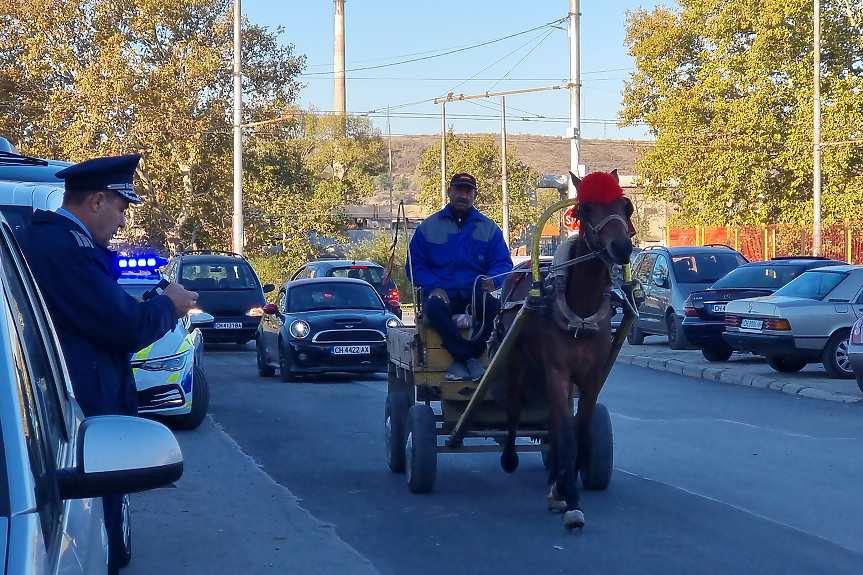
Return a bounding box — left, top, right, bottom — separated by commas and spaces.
17, 154, 198, 574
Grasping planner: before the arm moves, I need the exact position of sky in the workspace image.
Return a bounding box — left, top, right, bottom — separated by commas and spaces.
242, 0, 656, 140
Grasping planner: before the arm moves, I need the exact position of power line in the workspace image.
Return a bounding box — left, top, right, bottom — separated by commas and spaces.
486, 28, 556, 93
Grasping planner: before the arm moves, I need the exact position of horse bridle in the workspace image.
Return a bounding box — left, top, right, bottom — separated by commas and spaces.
577, 203, 633, 268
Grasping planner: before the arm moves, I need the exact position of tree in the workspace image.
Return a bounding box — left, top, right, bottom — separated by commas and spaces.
621, 0, 863, 227
0, 0, 304, 249
416, 131, 540, 244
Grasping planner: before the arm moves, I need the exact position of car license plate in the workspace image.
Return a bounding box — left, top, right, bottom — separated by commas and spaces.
214, 322, 243, 329
741, 319, 763, 329
712, 304, 727, 313
332, 345, 370, 355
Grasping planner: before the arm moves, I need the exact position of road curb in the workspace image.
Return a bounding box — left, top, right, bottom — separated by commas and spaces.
615, 353, 863, 404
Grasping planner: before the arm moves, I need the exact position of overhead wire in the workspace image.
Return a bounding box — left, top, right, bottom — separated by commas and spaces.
486, 27, 556, 93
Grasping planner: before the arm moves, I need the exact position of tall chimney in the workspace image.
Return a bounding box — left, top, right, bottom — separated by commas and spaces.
334, 0, 346, 115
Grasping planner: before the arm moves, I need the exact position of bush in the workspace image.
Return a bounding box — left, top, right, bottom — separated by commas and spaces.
347, 231, 415, 306
246, 246, 311, 301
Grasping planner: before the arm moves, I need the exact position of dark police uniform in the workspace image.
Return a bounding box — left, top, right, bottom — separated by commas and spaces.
16, 154, 177, 574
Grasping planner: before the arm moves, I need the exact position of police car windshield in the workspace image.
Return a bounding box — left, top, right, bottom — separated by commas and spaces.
180, 262, 257, 291
120, 284, 151, 298
287, 282, 384, 312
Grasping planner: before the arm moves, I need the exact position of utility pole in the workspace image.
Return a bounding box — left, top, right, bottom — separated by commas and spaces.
567, 0, 581, 199
334, 0, 346, 115
387, 106, 393, 229
441, 100, 447, 208
813, 0, 822, 256
500, 96, 510, 247
232, 0, 243, 255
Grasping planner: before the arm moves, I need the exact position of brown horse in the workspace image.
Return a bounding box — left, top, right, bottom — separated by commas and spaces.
496, 170, 634, 531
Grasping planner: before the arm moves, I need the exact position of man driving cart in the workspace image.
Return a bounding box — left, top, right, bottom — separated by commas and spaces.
407, 173, 513, 382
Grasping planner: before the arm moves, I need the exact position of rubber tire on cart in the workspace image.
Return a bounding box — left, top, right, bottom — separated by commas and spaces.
701, 345, 733, 362
666, 313, 688, 350
279, 340, 296, 383
766, 356, 807, 373
405, 404, 437, 493
579, 403, 613, 491
385, 392, 410, 473
174, 365, 210, 431
822, 329, 854, 379
119, 494, 132, 568
627, 324, 645, 345
257, 337, 275, 377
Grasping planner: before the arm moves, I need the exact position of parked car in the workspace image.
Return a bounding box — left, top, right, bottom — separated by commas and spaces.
118, 255, 213, 430
848, 316, 863, 393
627, 244, 748, 349
165, 250, 275, 344
682, 257, 846, 361
256, 277, 402, 381
0, 209, 182, 574
290, 259, 403, 319
723, 265, 863, 378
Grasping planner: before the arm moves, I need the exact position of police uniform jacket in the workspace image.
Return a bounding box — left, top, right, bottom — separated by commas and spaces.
407, 205, 513, 298
17, 210, 176, 417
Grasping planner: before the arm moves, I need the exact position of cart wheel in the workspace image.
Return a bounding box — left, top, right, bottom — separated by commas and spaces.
385, 392, 410, 473
579, 403, 613, 491
405, 404, 437, 493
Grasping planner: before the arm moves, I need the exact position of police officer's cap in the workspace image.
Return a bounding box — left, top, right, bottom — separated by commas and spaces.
55, 154, 143, 204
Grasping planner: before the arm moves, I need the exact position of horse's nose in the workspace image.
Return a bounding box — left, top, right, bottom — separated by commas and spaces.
608, 236, 633, 265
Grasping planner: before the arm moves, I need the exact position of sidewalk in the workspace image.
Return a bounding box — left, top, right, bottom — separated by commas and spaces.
617, 337, 863, 404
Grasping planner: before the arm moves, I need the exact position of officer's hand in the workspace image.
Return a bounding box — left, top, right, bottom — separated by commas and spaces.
429, 288, 450, 305
481, 278, 496, 292
162, 283, 199, 319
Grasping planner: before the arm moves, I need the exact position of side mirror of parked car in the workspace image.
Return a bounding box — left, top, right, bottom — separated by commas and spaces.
189, 311, 214, 325
263, 303, 278, 315
263, 283, 276, 293
56, 416, 183, 500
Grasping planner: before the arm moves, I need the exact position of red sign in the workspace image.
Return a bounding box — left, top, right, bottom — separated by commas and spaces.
563, 207, 580, 231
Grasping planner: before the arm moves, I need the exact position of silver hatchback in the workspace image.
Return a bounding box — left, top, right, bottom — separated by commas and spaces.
723, 266, 863, 378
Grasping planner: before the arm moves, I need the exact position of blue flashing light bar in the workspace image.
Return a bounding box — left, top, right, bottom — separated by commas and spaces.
118, 254, 167, 272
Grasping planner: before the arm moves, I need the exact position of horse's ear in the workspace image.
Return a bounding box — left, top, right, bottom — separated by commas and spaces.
623, 196, 634, 218
569, 171, 581, 188
610, 169, 619, 183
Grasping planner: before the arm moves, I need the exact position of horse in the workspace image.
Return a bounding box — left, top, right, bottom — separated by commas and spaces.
495, 170, 634, 531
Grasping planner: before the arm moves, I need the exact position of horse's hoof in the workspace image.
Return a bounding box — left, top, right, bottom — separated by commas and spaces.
547, 484, 567, 513
563, 509, 585, 531
500, 450, 519, 474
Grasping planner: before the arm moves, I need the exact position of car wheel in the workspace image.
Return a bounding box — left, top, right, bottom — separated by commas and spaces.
766, 356, 807, 373
119, 494, 132, 568
627, 324, 645, 345
666, 313, 688, 350
174, 365, 210, 431
701, 345, 733, 362
279, 340, 296, 383
257, 337, 275, 377
822, 329, 854, 379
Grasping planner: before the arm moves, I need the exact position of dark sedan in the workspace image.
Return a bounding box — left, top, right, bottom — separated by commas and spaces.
256, 277, 402, 381
682, 257, 846, 361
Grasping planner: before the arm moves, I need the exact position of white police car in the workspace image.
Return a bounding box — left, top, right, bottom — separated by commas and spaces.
118, 254, 212, 430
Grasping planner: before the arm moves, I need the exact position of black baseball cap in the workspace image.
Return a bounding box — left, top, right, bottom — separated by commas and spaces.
449, 173, 477, 190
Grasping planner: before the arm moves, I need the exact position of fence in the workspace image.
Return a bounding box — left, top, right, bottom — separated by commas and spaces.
667, 222, 863, 264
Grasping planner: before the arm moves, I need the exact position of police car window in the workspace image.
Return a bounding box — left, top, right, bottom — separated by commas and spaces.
0, 236, 67, 461
0, 205, 33, 237
180, 262, 257, 290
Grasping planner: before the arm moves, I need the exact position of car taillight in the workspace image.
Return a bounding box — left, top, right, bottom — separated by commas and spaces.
389, 289, 399, 301
763, 318, 791, 330
726, 315, 741, 327
684, 297, 698, 317
852, 318, 863, 345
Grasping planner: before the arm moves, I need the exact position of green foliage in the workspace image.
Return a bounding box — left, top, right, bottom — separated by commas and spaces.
416, 132, 541, 243
621, 0, 863, 226
347, 231, 414, 305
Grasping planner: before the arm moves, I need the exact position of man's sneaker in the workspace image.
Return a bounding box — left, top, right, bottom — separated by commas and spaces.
445, 361, 471, 381
465, 358, 486, 381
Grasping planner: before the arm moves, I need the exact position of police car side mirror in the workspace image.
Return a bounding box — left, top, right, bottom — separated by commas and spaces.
190, 311, 214, 326
263, 283, 276, 293
56, 416, 183, 500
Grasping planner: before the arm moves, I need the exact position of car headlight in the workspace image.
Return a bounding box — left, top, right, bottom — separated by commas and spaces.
290, 320, 310, 338
386, 317, 402, 329
247, 307, 264, 317
139, 354, 187, 372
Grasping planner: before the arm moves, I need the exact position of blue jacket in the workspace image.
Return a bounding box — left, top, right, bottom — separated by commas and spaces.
407, 205, 513, 298
17, 210, 176, 417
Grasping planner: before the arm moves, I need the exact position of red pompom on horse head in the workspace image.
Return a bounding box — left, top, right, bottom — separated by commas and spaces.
569, 170, 624, 205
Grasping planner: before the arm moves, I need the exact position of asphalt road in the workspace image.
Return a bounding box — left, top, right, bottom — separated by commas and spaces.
138, 344, 863, 574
